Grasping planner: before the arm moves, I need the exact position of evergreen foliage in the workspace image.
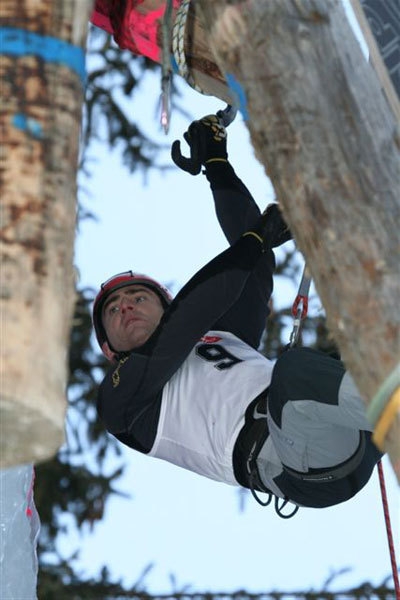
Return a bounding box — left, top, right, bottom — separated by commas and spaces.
83, 27, 160, 174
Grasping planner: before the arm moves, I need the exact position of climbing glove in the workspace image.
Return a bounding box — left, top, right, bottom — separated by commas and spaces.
171, 114, 228, 175
244, 203, 292, 249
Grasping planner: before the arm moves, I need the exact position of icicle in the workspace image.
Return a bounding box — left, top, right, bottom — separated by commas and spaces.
0, 464, 40, 599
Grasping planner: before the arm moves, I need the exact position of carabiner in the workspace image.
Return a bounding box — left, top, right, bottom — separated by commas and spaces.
291, 294, 309, 320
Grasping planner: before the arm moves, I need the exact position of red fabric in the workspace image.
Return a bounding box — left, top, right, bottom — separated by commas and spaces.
90, 0, 181, 64
90, 8, 113, 34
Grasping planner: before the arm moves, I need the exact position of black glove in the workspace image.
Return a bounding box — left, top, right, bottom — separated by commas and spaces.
244, 204, 292, 249
171, 114, 228, 175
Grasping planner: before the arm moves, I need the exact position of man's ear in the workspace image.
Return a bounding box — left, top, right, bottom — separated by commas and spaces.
101, 341, 117, 363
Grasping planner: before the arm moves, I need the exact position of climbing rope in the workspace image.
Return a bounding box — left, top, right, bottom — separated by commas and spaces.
172, 0, 205, 94
373, 386, 400, 451
161, 0, 209, 131
377, 460, 400, 597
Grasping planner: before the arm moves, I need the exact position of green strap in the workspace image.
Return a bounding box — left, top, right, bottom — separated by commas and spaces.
366, 362, 400, 425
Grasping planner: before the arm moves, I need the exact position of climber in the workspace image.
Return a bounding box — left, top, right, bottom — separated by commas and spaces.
93, 115, 382, 514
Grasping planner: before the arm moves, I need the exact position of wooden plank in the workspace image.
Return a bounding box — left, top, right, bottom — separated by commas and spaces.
350, 0, 400, 121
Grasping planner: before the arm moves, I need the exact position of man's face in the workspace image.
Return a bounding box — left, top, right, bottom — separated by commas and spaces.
102, 285, 164, 353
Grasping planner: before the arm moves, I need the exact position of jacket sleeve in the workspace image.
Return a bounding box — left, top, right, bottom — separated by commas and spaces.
204, 161, 262, 245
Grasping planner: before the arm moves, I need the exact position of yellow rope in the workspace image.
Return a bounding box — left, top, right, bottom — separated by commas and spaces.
372, 386, 400, 450
205, 158, 229, 164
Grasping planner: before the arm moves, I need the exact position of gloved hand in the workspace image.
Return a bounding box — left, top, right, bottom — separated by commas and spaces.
171, 114, 228, 175
244, 204, 292, 249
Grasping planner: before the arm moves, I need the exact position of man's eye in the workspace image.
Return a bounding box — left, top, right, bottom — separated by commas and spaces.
109, 305, 120, 314
135, 296, 145, 303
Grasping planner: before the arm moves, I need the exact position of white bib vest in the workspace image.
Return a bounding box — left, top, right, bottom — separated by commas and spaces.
148, 331, 274, 485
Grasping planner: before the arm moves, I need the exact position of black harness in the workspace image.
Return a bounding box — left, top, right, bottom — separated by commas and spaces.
233, 387, 369, 518
232, 389, 271, 493
233, 389, 299, 518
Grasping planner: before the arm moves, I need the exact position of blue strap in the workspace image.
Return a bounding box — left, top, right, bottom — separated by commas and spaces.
0, 27, 86, 82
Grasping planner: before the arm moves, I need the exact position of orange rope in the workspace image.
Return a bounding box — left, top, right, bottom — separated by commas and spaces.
377, 461, 399, 598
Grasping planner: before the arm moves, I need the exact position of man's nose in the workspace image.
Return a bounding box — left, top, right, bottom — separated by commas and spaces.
120, 296, 134, 312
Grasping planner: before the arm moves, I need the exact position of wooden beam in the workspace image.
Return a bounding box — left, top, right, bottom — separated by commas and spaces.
350, 0, 400, 122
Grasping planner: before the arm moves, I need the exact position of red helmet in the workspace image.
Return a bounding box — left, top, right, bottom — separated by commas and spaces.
92, 271, 173, 349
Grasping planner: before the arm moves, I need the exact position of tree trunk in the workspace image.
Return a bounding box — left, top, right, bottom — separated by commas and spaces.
197, 0, 400, 479
0, 0, 91, 467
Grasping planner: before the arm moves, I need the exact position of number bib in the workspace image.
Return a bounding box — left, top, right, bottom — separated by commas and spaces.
148, 331, 274, 485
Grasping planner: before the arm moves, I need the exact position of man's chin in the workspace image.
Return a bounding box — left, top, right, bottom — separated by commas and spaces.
120, 333, 151, 351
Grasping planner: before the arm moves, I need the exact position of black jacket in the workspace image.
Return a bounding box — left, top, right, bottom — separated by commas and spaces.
97, 162, 275, 453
